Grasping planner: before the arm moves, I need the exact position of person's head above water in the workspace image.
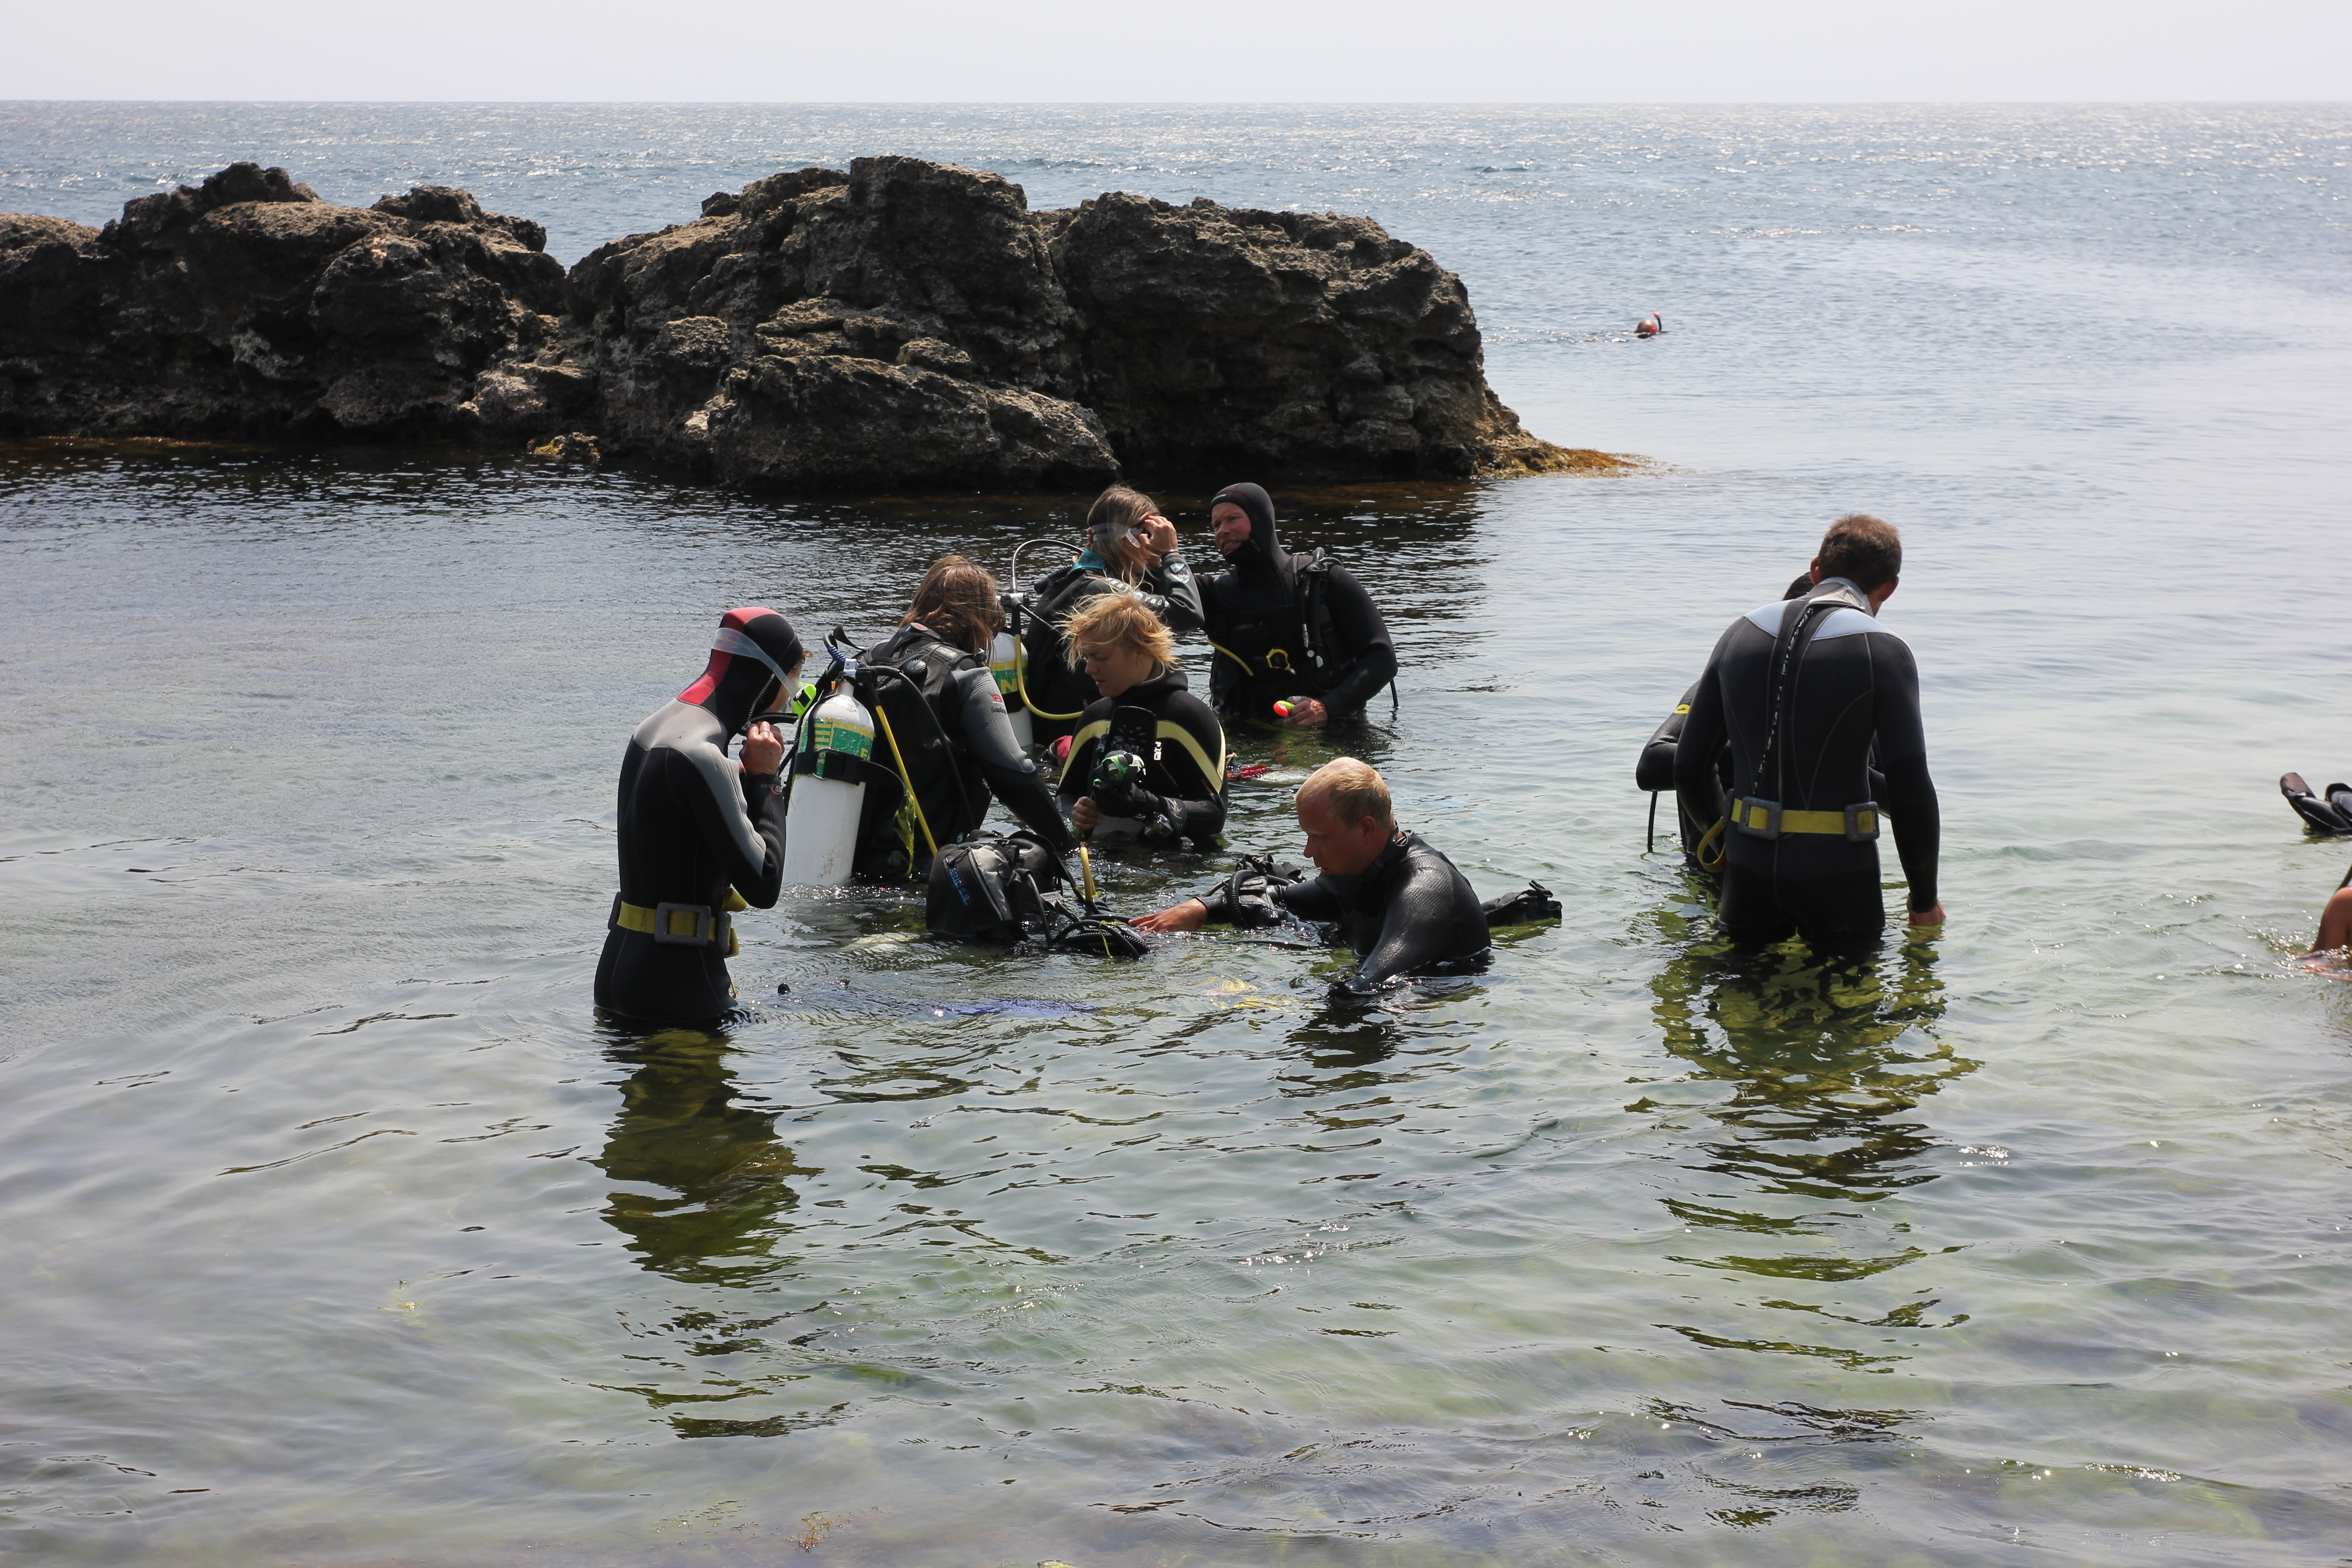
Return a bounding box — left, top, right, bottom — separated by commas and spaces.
1084, 485, 1166, 583
1208, 481, 1288, 588
680, 607, 804, 735
903, 554, 1004, 654
1060, 591, 1174, 700
1295, 757, 1396, 877
1810, 513, 1902, 608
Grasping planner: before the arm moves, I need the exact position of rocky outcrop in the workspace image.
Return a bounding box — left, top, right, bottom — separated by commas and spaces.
2, 157, 1593, 489
0, 162, 581, 441
565, 159, 1117, 491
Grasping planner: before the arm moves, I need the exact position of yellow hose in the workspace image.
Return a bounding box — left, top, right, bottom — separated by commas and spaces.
1203, 636, 1256, 676
1697, 815, 1727, 874
1078, 843, 1099, 904
872, 705, 938, 859
1014, 625, 1085, 722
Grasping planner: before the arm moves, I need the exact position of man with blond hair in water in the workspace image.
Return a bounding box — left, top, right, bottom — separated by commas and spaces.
1135, 758, 1489, 990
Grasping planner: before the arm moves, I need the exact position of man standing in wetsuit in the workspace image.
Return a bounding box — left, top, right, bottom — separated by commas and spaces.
1200, 483, 1396, 729
1133, 759, 1487, 990
597, 607, 801, 1026
1675, 514, 1945, 947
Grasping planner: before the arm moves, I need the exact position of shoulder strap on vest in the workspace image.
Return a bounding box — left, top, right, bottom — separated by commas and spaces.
1755, 584, 1868, 801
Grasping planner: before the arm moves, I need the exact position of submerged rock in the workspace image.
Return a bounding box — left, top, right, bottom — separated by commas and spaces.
0, 162, 579, 442
2, 157, 1593, 489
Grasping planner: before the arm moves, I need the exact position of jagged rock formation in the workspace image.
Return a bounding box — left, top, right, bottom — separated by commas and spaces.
2, 157, 1591, 489
0, 162, 581, 441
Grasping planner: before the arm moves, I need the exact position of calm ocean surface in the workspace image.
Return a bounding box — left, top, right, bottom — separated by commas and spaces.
3, 103, 2350, 1566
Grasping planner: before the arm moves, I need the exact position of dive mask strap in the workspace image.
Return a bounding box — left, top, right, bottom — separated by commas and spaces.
713, 627, 802, 691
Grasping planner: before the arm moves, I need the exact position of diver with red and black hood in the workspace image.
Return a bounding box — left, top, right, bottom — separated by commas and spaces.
596, 607, 804, 1026
1200, 482, 1397, 728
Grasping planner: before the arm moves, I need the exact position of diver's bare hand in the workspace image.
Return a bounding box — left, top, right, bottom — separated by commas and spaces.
1907, 901, 1946, 929
1143, 515, 1181, 557
740, 722, 784, 777
1132, 898, 1209, 934
1283, 697, 1329, 729
1071, 796, 1103, 831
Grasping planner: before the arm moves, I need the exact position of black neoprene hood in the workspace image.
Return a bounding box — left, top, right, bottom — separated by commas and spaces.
1209, 481, 1289, 592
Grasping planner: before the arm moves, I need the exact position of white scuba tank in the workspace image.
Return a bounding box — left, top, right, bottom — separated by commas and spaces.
779, 687, 876, 887
990, 628, 1034, 751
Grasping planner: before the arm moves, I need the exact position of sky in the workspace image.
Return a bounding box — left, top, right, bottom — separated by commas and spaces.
5, 0, 2349, 102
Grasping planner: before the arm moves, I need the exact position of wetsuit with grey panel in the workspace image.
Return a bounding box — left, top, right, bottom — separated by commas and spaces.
597, 609, 800, 1025
853, 622, 1076, 879
1674, 578, 1940, 946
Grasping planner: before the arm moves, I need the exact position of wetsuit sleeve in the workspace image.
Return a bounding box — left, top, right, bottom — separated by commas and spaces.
1158, 691, 1229, 843
1342, 860, 1463, 990
1673, 632, 1733, 804
675, 746, 787, 908
956, 665, 1077, 853
1870, 635, 1940, 912
1273, 875, 1344, 922
1315, 566, 1398, 717
1136, 556, 1205, 633
1638, 680, 1702, 791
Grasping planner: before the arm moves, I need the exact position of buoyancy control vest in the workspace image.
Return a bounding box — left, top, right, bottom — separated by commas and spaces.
1207, 548, 1351, 706
852, 625, 992, 878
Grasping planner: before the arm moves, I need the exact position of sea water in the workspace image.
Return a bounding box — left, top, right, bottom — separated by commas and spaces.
2, 103, 2349, 1566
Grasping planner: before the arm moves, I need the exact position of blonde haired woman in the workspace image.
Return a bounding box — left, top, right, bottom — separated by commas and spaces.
1019, 485, 1204, 746
1054, 592, 1227, 850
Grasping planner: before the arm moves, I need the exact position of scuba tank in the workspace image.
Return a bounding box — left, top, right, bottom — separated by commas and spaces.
780, 647, 876, 887
990, 623, 1033, 752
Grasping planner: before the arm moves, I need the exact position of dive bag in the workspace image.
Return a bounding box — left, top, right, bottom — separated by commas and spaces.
925, 830, 1149, 957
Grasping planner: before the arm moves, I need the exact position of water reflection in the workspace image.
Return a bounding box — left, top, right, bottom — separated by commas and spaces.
593, 1023, 813, 1289
1649, 888, 1966, 1207
1640, 877, 1978, 1393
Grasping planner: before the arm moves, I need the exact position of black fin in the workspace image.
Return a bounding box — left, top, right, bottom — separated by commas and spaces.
2282, 773, 2352, 835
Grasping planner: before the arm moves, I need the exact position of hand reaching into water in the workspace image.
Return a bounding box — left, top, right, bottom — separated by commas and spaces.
740, 721, 784, 777
1132, 898, 1210, 934
1907, 901, 1946, 929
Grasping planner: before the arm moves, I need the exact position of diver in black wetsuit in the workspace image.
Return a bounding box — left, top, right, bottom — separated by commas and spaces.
1053, 592, 1228, 850
1134, 759, 1488, 990
1020, 486, 1204, 746
855, 555, 1077, 880
1640, 573, 1831, 867
1200, 483, 1397, 729
1675, 514, 1946, 947
597, 607, 802, 1026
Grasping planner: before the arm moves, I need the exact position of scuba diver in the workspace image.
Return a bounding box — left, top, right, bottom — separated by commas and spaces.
1676, 514, 1945, 948
853, 554, 1077, 880
1053, 592, 1228, 850
597, 606, 802, 1026
1019, 485, 1203, 746
1133, 758, 1492, 992
1199, 482, 1397, 729
1640, 572, 1828, 868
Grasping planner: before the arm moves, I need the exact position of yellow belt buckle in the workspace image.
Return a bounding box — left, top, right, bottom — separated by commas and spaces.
1844, 802, 1881, 842
1735, 797, 1783, 839
652, 902, 715, 945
